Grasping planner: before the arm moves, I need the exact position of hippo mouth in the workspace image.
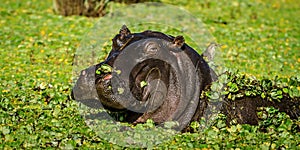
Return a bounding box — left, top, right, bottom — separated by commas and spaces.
94, 63, 124, 110
94, 58, 170, 112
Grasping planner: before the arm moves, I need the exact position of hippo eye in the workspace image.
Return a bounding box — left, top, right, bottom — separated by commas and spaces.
144, 42, 159, 54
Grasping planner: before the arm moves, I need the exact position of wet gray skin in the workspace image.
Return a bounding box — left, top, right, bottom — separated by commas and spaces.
72, 25, 217, 131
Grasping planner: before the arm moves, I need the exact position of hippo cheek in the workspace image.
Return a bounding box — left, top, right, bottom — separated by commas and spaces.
133, 62, 169, 112
130, 44, 201, 130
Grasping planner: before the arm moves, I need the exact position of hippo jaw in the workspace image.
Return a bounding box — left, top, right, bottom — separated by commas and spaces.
72, 65, 125, 110
94, 64, 126, 110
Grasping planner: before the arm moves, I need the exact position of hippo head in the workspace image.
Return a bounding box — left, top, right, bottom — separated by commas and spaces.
72, 25, 216, 130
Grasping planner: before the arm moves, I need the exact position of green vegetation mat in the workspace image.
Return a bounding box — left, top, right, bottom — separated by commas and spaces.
0, 0, 299, 149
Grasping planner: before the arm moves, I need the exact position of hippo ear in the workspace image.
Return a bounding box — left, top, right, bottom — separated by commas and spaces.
119, 25, 131, 40
112, 25, 132, 50
173, 35, 185, 48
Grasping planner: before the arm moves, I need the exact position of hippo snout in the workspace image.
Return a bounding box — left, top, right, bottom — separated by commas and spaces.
72, 66, 98, 101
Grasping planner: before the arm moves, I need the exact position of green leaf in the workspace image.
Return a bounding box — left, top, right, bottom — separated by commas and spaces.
101, 64, 112, 73
282, 88, 289, 93
227, 82, 239, 93
96, 69, 101, 75
228, 93, 232, 99
114, 69, 121, 74
164, 121, 179, 129
96, 64, 112, 75
210, 92, 220, 100
261, 92, 266, 99
117, 87, 124, 94
245, 90, 251, 96
2, 126, 10, 135
140, 81, 148, 88
236, 93, 244, 98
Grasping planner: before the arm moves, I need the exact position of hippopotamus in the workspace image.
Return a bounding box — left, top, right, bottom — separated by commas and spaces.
72, 25, 217, 131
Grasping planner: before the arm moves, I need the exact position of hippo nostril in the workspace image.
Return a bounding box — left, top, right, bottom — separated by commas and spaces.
81, 70, 86, 76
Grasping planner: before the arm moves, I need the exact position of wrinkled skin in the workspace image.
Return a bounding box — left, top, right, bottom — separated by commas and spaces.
72, 25, 217, 130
